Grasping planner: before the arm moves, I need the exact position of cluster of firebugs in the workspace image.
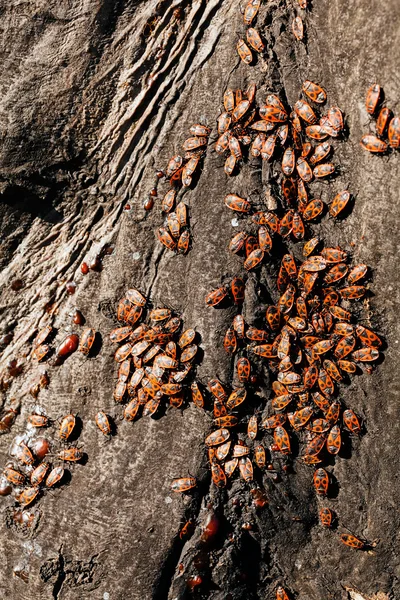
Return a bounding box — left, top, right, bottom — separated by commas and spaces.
166, 5, 387, 588
110, 288, 203, 420
215, 78, 349, 268
170, 86, 383, 564
0, 1, 390, 594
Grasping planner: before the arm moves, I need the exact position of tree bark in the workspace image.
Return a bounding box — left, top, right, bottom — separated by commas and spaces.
0, 1, 399, 599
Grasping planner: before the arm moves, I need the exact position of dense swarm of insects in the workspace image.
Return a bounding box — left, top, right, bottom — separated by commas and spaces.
171, 7, 387, 592
0, 1, 390, 594
215, 80, 351, 271
110, 287, 203, 421
360, 83, 399, 153
203, 87, 384, 575
203, 242, 381, 480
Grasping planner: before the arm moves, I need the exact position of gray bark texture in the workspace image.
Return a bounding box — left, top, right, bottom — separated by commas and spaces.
0, 0, 399, 599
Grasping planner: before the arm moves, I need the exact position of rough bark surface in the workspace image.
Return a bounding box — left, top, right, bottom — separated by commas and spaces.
0, 1, 399, 599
